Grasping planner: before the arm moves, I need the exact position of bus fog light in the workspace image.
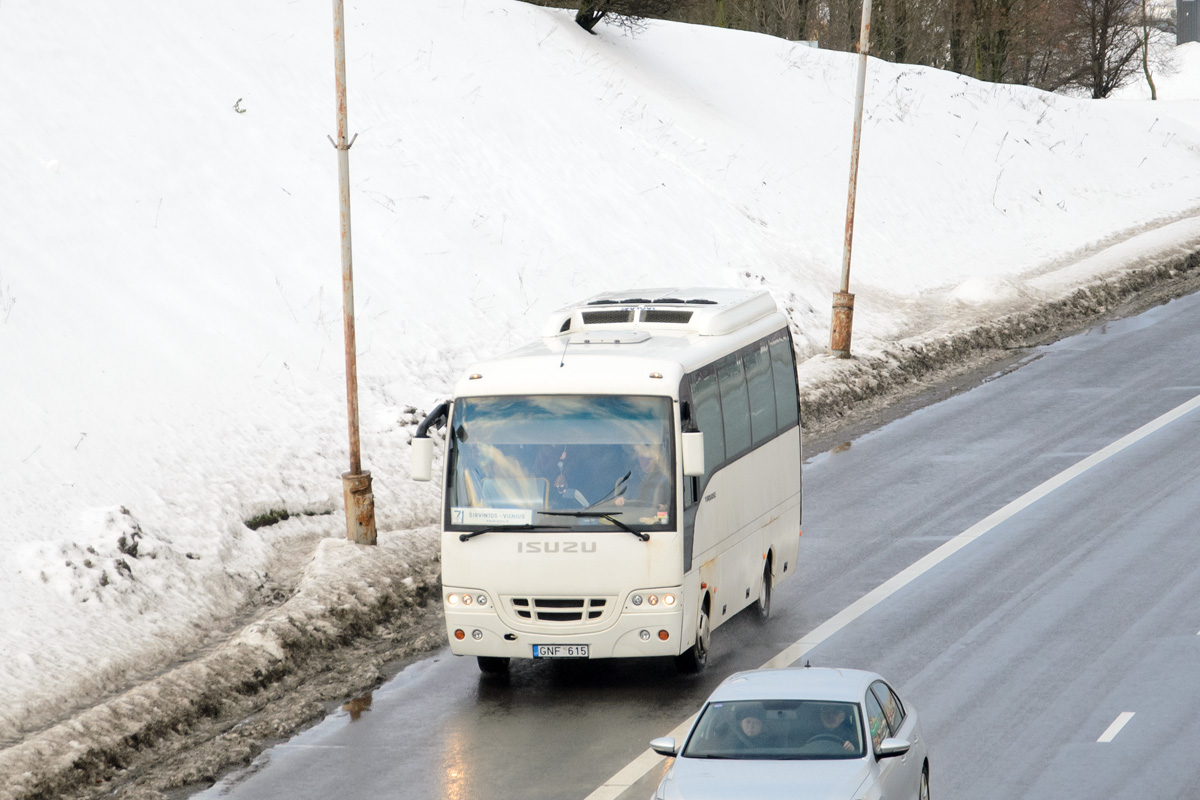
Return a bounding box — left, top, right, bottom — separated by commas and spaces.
476, 594, 488, 606
658, 630, 670, 641
447, 594, 460, 605
648, 594, 659, 606
663, 594, 676, 606
640, 630, 651, 641
632, 595, 643, 606
454, 629, 465, 640
472, 629, 483, 640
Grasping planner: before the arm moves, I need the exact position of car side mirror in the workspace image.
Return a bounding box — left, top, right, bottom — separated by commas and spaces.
876, 737, 911, 759
681, 432, 705, 477
411, 437, 435, 482
649, 736, 678, 757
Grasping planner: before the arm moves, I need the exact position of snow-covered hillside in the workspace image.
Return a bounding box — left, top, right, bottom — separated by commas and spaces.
1, 1, 1199, 793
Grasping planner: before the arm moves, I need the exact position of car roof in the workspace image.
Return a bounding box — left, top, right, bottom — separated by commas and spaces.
706, 667, 886, 704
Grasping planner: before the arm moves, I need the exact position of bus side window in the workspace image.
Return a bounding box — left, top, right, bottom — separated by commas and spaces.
691, 369, 725, 487
717, 355, 751, 458
769, 335, 799, 432
744, 340, 776, 446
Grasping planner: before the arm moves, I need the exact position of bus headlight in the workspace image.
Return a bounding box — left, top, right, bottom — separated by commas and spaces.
446, 591, 488, 607
629, 590, 681, 611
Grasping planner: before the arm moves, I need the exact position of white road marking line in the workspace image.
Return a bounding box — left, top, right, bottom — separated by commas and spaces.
584, 392, 1200, 800
1098, 712, 1136, 742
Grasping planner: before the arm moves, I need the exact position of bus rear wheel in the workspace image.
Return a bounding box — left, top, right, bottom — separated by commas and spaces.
477, 656, 510, 674
675, 603, 710, 673
755, 562, 772, 623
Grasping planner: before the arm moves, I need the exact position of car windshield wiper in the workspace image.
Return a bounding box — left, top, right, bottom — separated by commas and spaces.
458, 523, 564, 542
540, 511, 650, 542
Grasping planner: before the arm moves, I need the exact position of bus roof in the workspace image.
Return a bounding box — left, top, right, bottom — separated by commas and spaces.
453, 288, 790, 398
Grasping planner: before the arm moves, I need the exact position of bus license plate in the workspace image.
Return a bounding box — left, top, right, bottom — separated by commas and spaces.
532, 644, 589, 659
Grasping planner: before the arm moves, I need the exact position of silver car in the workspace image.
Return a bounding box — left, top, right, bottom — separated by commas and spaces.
651, 667, 929, 800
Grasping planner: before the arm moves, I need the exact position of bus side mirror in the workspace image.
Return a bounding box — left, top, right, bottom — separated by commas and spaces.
682, 431, 705, 477
411, 437, 435, 481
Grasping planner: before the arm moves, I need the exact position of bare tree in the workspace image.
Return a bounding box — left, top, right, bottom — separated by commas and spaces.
1141, 0, 1157, 99
723, 0, 815, 40
524, 0, 1166, 102
1061, 0, 1143, 97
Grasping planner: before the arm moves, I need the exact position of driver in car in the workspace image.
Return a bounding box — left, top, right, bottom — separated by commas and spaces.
811, 705, 858, 753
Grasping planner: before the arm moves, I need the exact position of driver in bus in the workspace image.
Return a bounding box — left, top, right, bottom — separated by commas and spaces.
614, 448, 670, 512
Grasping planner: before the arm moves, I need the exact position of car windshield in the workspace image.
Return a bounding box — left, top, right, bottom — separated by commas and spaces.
681, 700, 866, 760
445, 395, 675, 532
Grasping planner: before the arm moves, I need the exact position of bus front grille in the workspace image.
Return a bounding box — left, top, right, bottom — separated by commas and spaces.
509, 597, 608, 623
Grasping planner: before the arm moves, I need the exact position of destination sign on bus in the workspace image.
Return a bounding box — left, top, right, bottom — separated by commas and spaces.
450, 507, 533, 526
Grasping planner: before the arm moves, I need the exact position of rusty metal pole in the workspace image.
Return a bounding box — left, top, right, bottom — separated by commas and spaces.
332, 0, 376, 544
831, 0, 873, 359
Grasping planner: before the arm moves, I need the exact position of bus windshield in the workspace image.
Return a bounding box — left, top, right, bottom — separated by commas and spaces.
446, 395, 675, 532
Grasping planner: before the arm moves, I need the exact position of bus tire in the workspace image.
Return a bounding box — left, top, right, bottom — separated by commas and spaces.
675, 602, 710, 673
755, 562, 772, 623
477, 656, 510, 674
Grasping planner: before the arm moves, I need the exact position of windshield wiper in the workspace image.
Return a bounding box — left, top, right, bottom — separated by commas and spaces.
581, 471, 631, 509
540, 511, 650, 542
458, 524, 563, 542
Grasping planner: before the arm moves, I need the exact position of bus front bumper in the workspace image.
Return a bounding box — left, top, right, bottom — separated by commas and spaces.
443, 597, 685, 660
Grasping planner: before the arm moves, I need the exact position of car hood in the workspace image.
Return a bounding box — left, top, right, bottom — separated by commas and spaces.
658, 756, 872, 800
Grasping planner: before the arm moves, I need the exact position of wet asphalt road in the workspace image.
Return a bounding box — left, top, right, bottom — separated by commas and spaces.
194, 291, 1200, 800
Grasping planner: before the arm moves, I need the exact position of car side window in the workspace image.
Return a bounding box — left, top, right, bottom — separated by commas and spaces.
869, 681, 905, 736
864, 689, 888, 750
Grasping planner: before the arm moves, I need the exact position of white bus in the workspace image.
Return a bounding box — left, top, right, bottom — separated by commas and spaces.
411, 288, 802, 673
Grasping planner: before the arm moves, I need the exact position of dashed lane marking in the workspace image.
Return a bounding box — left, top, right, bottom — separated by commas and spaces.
1098, 712, 1136, 743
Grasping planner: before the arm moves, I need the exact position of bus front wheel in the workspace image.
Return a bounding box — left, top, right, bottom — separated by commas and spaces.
477, 656, 510, 674
675, 603, 710, 673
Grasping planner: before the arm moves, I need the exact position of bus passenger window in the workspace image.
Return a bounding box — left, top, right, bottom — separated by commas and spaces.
744, 341, 776, 446
769, 337, 799, 431
691, 370, 725, 477
718, 356, 751, 457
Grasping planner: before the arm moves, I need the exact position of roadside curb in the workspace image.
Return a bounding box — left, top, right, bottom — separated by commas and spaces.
797, 247, 1200, 435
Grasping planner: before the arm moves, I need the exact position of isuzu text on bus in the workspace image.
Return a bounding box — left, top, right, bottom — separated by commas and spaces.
411, 288, 802, 673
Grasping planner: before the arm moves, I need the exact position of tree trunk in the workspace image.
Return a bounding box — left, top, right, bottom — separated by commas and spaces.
1141, 0, 1157, 99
